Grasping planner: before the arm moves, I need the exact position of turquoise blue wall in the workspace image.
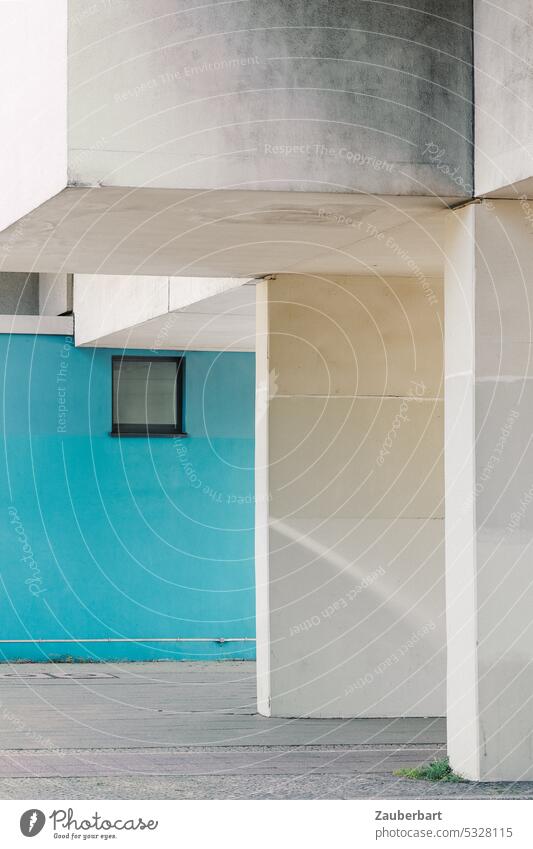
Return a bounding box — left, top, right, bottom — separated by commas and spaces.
0, 334, 256, 661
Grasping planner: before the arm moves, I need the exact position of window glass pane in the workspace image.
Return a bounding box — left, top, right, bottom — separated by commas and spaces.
113, 360, 177, 427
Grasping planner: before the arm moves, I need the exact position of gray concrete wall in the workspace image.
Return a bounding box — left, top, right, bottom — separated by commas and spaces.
0, 273, 39, 315
256, 274, 445, 718
68, 0, 473, 196
475, 0, 533, 195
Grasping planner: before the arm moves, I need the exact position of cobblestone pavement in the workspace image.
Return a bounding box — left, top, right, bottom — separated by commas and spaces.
1, 773, 532, 800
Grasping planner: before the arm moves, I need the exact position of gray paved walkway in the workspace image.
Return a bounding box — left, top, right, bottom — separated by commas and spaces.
0, 661, 444, 748
0, 661, 530, 798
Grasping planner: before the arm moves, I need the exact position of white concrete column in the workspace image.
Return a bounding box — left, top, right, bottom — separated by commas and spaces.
445, 199, 533, 780
255, 274, 445, 718
255, 281, 271, 716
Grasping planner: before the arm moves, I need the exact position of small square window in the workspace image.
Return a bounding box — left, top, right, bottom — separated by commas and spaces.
111, 355, 185, 437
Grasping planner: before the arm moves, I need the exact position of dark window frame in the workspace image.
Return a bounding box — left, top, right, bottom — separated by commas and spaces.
110, 354, 186, 438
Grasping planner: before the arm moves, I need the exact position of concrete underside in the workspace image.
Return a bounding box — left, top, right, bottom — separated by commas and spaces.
0, 661, 531, 799
0, 187, 451, 277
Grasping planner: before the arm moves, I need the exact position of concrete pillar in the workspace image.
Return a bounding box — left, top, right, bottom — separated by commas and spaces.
255, 274, 445, 718
445, 199, 533, 780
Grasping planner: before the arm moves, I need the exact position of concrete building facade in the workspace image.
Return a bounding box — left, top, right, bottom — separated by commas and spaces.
1, 0, 533, 782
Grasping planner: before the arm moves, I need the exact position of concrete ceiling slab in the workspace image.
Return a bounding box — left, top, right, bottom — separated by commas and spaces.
0, 187, 454, 277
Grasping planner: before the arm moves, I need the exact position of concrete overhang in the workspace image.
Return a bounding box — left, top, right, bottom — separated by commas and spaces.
0, 187, 456, 278
74, 274, 256, 352
482, 176, 533, 200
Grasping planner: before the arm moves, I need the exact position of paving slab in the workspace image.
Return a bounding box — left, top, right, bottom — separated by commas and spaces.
0, 661, 445, 749
0, 744, 446, 778
10, 661, 521, 799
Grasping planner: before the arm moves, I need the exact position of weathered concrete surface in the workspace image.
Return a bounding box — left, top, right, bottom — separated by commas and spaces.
68, 0, 473, 196
0, 272, 39, 315
0, 662, 531, 799
475, 0, 533, 195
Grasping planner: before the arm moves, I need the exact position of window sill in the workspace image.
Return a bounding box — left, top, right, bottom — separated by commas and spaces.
109, 431, 188, 439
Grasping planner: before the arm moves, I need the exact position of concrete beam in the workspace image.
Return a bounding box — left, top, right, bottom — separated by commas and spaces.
0, 315, 73, 336
73, 274, 253, 347
0, 187, 452, 278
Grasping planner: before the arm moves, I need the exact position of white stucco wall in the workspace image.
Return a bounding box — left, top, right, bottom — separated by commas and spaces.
0, 0, 67, 232
256, 274, 445, 718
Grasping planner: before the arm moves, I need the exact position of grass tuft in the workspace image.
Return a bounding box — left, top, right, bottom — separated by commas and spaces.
395, 757, 465, 783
